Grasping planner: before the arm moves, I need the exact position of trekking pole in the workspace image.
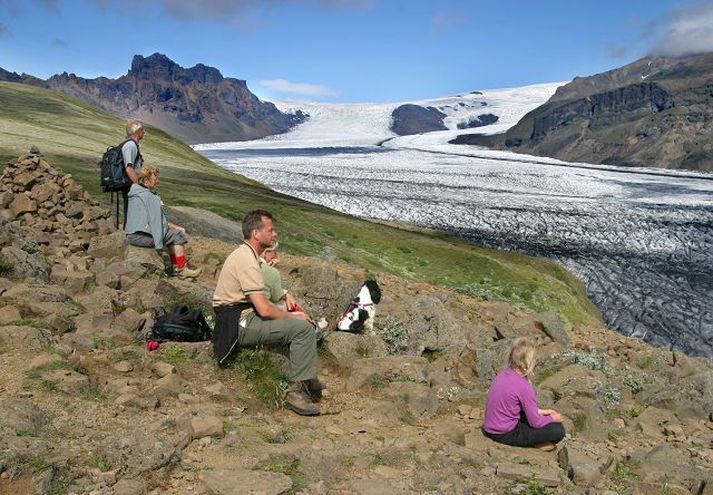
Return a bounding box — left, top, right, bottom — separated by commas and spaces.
115, 191, 120, 230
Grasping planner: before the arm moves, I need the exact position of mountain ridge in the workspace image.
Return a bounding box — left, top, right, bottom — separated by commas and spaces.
489, 52, 713, 171
0, 53, 307, 144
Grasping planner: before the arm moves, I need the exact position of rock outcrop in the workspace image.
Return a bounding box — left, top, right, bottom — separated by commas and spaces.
1, 53, 307, 144
498, 52, 713, 171
390, 104, 447, 135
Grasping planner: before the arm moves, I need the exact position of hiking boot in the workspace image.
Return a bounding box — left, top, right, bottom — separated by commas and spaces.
307, 378, 326, 393
174, 266, 202, 279
534, 442, 556, 452
285, 383, 320, 416
306, 378, 326, 400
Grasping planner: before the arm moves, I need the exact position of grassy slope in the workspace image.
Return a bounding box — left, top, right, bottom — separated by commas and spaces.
0, 81, 601, 325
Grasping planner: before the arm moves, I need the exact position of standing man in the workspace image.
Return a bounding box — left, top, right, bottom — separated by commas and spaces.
121, 120, 145, 227
212, 210, 321, 416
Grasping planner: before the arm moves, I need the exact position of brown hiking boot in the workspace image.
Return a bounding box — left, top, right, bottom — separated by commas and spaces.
285, 382, 320, 416
174, 266, 202, 280
534, 442, 556, 452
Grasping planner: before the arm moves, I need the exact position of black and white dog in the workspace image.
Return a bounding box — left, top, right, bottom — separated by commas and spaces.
336, 280, 382, 334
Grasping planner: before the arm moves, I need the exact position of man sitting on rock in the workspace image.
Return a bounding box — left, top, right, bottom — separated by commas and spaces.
212, 209, 321, 416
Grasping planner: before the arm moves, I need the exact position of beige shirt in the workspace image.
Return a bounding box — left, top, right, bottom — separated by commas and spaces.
212, 243, 264, 309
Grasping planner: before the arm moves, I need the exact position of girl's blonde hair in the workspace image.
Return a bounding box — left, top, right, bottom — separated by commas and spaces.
264, 240, 279, 253
137, 165, 158, 187
508, 337, 536, 376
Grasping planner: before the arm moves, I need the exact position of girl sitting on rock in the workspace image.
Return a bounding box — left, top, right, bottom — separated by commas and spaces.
482, 337, 565, 451
125, 165, 201, 279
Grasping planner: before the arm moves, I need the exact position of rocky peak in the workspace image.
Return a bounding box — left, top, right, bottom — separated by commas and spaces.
129, 53, 224, 85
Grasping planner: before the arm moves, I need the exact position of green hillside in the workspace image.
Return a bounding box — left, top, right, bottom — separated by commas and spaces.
0, 81, 601, 325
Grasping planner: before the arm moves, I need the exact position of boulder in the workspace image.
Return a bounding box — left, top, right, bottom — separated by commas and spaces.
395, 295, 468, 353
153, 373, 189, 398
87, 231, 127, 261
112, 308, 147, 337
289, 266, 362, 320
554, 396, 610, 441
476, 342, 506, 383
204, 382, 230, 399
1, 245, 49, 281
0, 325, 53, 350
534, 310, 570, 345
640, 443, 704, 484
384, 381, 440, 419
323, 331, 388, 366
558, 445, 611, 486
101, 430, 190, 476
113, 361, 134, 373
539, 364, 607, 401
635, 406, 676, 440
346, 356, 429, 392
124, 245, 165, 273
189, 416, 225, 439
62, 271, 95, 294
103, 260, 150, 289
151, 361, 176, 378
9, 193, 36, 217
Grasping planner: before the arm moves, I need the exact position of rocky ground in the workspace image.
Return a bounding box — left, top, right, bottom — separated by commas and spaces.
0, 153, 712, 495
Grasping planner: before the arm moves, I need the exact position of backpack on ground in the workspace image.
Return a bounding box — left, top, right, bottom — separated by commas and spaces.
99, 138, 136, 193
151, 305, 212, 343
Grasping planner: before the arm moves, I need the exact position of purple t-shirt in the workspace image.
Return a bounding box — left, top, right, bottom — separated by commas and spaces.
482, 368, 552, 435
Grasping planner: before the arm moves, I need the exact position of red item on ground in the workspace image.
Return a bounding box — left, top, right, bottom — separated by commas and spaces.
146, 339, 160, 352
288, 302, 306, 313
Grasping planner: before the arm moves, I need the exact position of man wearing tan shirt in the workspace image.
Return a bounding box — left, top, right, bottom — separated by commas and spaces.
212, 209, 320, 416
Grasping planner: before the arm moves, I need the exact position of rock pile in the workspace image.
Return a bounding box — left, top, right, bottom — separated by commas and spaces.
0, 151, 116, 251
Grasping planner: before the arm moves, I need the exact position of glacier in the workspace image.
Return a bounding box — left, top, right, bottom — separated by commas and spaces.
196, 82, 713, 358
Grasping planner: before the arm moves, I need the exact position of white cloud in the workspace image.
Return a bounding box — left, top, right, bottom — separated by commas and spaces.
92, 0, 373, 22
650, 1, 713, 56
258, 78, 338, 97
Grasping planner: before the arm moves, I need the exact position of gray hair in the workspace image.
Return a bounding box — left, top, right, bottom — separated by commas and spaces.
126, 120, 144, 137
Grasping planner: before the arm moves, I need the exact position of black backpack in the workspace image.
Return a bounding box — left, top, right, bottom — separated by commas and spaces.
99, 138, 138, 193
151, 305, 212, 343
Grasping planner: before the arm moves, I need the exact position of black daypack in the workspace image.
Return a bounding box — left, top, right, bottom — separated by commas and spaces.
99, 138, 138, 193
151, 305, 212, 343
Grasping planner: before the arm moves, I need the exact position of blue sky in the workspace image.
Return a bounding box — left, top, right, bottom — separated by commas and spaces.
1, 0, 712, 102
